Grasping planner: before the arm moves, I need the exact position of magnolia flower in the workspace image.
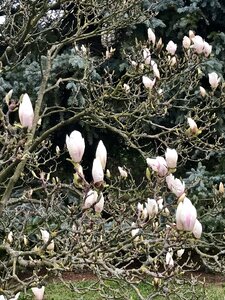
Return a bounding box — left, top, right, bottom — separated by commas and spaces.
166, 174, 185, 198
9, 293, 20, 300
189, 30, 195, 40
96, 140, 107, 170
143, 48, 151, 65
200, 86, 206, 97
176, 197, 197, 231
123, 83, 130, 92
166, 41, 177, 55
84, 189, 98, 209
208, 72, 220, 89
7, 231, 13, 244
187, 117, 198, 134
192, 219, 202, 239
118, 166, 128, 178
31, 286, 45, 300
165, 148, 178, 169
192, 35, 204, 54
66, 130, 85, 163
18, 93, 34, 129
157, 197, 163, 210
142, 76, 156, 89
94, 193, 104, 213
137, 202, 143, 217
92, 157, 104, 183
156, 38, 163, 50
40, 229, 54, 251
203, 41, 212, 57
182, 36, 191, 49
146, 198, 158, 218
219, 182, 224, 194
166, 250, 174, 267
146, 156, 168, 177
170, 56, 177, 66
177, 249, 185, 258
152, 64, 160, 79
147, 28, 156, 45
131, 222, 140, 242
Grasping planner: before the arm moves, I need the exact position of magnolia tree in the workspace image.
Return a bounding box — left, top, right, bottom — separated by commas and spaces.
0, 1, 225, 299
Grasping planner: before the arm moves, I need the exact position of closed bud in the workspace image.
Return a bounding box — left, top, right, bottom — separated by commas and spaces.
208, 72, 220, 89
219, 182, 224, 194
66, 130, 85, 163
19, 93, 34, 129
147, 28, 156, 45
31, 286, 45, 300
177, 249, 185, 258
118, 166, 128, 178
182, 36, 191, 49
200, 86, 206, 97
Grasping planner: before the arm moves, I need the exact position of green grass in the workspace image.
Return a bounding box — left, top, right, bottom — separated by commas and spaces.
18, 280, 225, 300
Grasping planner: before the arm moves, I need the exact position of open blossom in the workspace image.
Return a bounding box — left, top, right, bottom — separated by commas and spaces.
192, 219, 202, 239
145, 198, 158, 218
84, 189, 98, 209
147, 28, 156, 45
142, 76, 156, 89
146, 156, 168, 177
66, 130, 85, 163
187, 117, 198, 134
176, 197, 197, 231
182, 36, 191, 49
18, 93, 34, 129
165, 148, 178, 169
94, 192, 104, 213
31, 286, 45, 300
192, 35, 204, 54
92, 157, 104, 183
96, 140, 107, 170
166, 40, 177, 55
143, 48, 151, 64
208, 72, 220, 89
166, 174, 185, 198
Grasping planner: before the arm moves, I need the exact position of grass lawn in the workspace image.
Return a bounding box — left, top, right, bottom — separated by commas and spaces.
18, 278, 225, 300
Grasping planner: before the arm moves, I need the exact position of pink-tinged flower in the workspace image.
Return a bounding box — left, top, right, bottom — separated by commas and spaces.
165, 148, 178, 169
145, 198, 158, 218
203, 41, 212, 57
146, 156, 168, 177
143, 48, 151, 65
118, 166, 128, 178
166, 41, 177, 55
200, 86, 206, 97
157, 197, 163, 210
66, 130, 85, 163
208, 72, 220, 89
192, 219, 202, 239
18, 93, 34, 129
142, 76, 156, 89
176, 197, 197, 231
192, 35, 204, 54
187, 117, 198, 134
92, 157, 104, 183
147, 28, 156, 45
31, 286, 45, 300
94, 192, 104, 213
84, 189, 98, 209
96, 140, 107, 170
166, 174, 185, 198
182, 36, 191, 49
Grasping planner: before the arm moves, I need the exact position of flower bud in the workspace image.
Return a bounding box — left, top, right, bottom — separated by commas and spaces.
165, 148, 178, 169
145, 198, 158, 218
94, 193, 104, 213
66, 130, 85, 163
192, 219, 202, 239
200, 86, 206, 97
84, 189, 98, 209
92, 157, 104, 184
31, 286, 45, 300
147, 28, 156, 45
177, 249, 185, 258
18, 93, 34, 129
123, 83, 130, 93
208, 72, 220, 89
143, 48, 151, 65
219, 182, 224, 194
118, 166, 128, 178
182, 36, 191, 49
166, 41, 177, 55
96, 140, 107, 170
176, 197, 197, 231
